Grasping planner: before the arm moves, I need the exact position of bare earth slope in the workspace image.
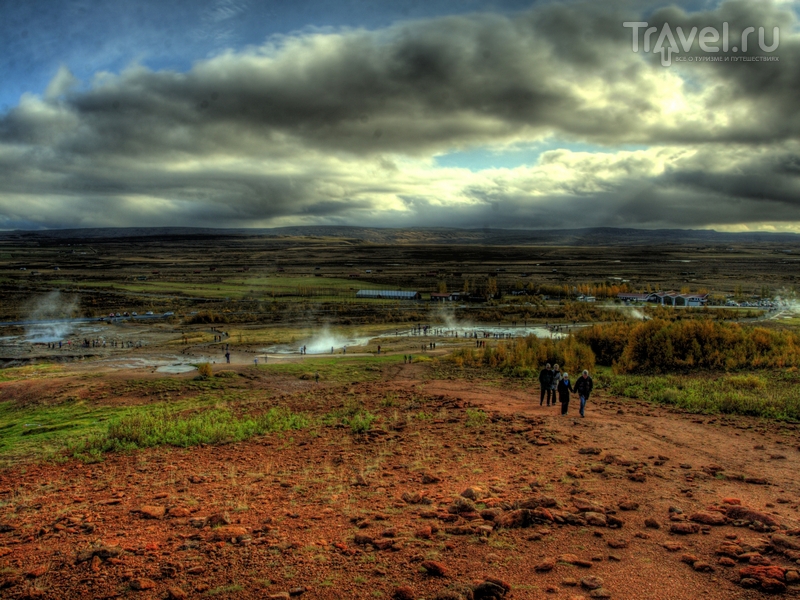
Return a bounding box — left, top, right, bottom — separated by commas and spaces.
1, 363, 799, 599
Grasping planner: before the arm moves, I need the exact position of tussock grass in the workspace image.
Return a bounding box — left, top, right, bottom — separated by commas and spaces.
599, 369, 800, 420
74, 406, 309, 455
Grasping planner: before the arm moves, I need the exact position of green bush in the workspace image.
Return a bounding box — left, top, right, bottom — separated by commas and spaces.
345, 411, 377, 434
465, 408, 488, 427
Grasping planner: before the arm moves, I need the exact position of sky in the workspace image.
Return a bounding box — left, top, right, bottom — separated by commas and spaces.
1, 0, 799, 232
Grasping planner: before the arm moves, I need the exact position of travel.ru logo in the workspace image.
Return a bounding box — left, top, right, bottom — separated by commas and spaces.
624, 22, 780, 66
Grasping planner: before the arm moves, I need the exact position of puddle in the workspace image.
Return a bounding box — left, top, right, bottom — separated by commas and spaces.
156, 364, 198, 374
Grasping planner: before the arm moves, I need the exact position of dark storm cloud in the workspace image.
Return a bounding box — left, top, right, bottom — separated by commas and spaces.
0, 0, 800, 230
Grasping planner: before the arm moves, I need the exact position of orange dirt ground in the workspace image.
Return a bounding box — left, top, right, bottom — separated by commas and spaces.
1, 361, 800, 600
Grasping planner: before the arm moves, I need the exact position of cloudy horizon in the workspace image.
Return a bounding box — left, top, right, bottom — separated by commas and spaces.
1, 0, 799, 232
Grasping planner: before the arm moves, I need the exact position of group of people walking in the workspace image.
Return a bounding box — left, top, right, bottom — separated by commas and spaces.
538, 363, 593, 417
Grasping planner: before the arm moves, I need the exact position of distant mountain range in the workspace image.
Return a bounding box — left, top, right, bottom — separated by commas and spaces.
2, 226, 799, 246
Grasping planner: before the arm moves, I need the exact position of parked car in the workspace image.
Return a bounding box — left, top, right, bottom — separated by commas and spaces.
131, 312, 137, 316
163, 311, 174, 316
145, 311, 154, 315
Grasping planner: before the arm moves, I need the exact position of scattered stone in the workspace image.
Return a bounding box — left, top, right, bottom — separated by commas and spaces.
727, 507, 780, 528
393, 586, 415, 600
607, 539, 628, 549
136, 505, 165, 519
473, 578, 509, 599
689, 511, 726, 526
403, 491, 430, 505
618, 501, 638, 511
130, 578, 156, 591
574, 499, 605, 513
585, 512, 607, 527
606, 515, 625, 529
589, 589, 612, 598
422, 473, 441, 484
670, 523, 700, 535
495, 509, 532, 529
480, 509, 502, 521
535, 558, 556, 572
716, 543, 743, 558
461, 487, 482, 501
168, 507, 191, 518
578, 447, 602, 455
25, 565, 47, 578
662, 542, 683, 552
421, 560, 448, 577
693, 562, 714, 573
75, 545, 123, 564
207, 512, 231, 527
166, 588, 188, 600
771, 533, 800, 552
448, 497, 476, 514
738, 565, 787, 585
718, 557, 736, 567
744, 477, 768, 485
644, 518, 660, 529
208, 525, 248, 542
580, 576, 604, 590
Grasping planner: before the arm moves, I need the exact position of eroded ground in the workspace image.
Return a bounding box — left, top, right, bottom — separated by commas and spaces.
1, 361, 800, 600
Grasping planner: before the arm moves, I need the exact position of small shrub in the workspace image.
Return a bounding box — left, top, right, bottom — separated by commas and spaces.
197, 363, 213, 378
345, 411, 377, 434
465, 408, 488, 427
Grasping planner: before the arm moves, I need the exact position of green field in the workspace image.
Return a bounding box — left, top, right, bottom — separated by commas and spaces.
0, 355, 403, 464
48, 275, 409, 300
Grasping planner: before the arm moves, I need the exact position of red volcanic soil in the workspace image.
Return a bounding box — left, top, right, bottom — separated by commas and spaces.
1, 363, 800, 599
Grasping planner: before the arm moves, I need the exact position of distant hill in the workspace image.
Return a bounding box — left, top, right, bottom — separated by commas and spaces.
1, 226, 799, 247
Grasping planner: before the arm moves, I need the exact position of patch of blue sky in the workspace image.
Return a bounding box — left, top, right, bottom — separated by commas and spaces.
434, 140, 650, 171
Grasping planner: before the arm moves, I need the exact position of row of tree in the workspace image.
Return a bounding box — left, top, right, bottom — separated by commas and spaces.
577, 320, 800, 373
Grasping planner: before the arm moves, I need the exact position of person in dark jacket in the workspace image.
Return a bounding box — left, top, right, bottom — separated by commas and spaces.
574, 370, 594, 417
558, 372, 575, 415
538, 363, 554, 406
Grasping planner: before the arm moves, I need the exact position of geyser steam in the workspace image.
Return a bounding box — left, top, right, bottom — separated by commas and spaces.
25, 291, 80, 343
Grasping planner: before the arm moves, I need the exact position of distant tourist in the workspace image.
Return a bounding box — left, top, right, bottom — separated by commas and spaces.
315, 371, 319, 384
558, 372, 575, 415
538, 363, 554, 406
550, 364, 562, 403
225, 352, 230, 364
254, 357, 258, 366
574, 370, 594, 418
